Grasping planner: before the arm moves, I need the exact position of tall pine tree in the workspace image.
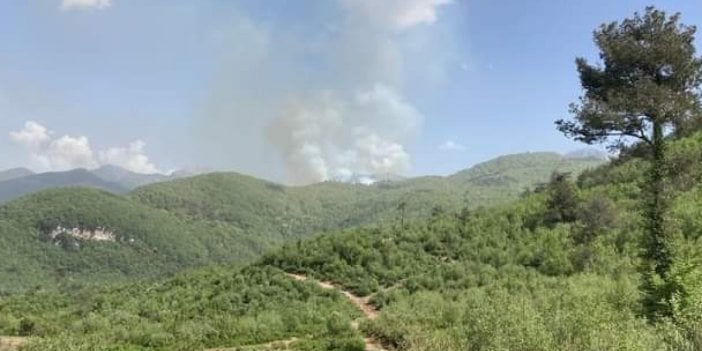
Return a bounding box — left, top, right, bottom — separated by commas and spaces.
556, 7, 702, 320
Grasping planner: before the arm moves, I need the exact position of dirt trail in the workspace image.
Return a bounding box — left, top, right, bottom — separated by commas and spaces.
0, 337, 27, 351
205, 274, 390, 351
284, 273, 389, 351
205, 337, 298, 351
285, 273, 379, 320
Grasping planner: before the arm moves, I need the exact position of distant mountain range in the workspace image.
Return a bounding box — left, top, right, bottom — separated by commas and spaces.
0, 151, 606, 204
0, 166, 197, 204
0, 167, 34, 182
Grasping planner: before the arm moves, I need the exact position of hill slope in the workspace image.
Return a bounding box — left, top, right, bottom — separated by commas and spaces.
133, 151, 604, 235
4, 135, 702, 350
0, 188, 266, 293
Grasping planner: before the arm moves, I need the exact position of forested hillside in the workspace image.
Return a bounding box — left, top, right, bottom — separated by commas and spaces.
1, 132, 701, 350
132, 152, 602, 238
0, 152, 600, 294
0, 188, 266, 294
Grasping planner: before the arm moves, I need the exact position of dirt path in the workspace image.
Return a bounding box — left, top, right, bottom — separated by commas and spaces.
285, 273, 379, 320
0, 337, 27, 351
204, 337, 298, 351
284, 273, 388, 351
205, 274, 391, 351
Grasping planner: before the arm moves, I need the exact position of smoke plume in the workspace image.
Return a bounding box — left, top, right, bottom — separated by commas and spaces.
197, 0, 453, 184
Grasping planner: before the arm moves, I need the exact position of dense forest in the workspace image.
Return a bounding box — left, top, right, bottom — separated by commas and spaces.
0, 152, 599, 294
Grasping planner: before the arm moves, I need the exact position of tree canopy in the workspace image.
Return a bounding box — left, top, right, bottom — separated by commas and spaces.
556, 7, 702, 150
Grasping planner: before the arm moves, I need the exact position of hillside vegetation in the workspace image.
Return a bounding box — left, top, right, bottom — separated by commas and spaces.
0, 188, 264, 294
131, 152, 602, 240
0, 152, 600, 294
3, 133, 702, 350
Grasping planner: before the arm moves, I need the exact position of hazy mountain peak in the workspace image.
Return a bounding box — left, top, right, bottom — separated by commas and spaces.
0, 167, 35, 182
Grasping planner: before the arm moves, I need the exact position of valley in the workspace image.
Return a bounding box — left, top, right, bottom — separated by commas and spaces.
0, 152, 601, 294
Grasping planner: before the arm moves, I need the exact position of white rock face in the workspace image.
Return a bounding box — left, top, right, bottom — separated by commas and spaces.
49, 226, 116, 242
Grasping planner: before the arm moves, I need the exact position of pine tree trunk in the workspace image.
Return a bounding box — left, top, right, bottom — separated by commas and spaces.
400, 208, 405, 232
648, 120, 670, 277
642, 119, 672, 320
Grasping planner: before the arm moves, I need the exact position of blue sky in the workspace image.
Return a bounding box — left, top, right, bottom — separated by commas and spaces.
1, 0, 701, 183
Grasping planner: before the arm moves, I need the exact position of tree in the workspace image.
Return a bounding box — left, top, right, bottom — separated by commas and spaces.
397, 201, 407, 232
544, 172, 579, 227
576, 196, 618, 244
556, 7, 702, 320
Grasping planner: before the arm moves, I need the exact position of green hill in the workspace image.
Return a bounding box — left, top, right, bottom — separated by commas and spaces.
3, 135, 702, 350
132, 151, 603, 236
0, 188, 264, 294
0, 152, 602, 294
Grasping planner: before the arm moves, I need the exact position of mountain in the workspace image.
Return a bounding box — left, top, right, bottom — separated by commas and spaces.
0, 169, 128, 204
132, 152, 604, 238
90, 165, 171, 189
6, 135, 702, 350
0, 165, 194, 204
0, 152, 603, 294
0, 168, 34, 182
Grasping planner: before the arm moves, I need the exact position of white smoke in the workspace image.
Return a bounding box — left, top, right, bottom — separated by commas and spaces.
9, 121, 161, 174
60, 0, 111, 11
197, 0, 453, 184
268, 84, 420, 184
264, 1, 450, 184
342, 0, 452, 30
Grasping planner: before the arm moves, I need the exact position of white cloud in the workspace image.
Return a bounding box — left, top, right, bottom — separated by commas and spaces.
99, 140, 160, 174
10, 121, 161, 174
343, 0, 452, 30
438, 140, 466, 152
9, 121, 51, 148
44, 135, 99, 170
60, 0, 111, 11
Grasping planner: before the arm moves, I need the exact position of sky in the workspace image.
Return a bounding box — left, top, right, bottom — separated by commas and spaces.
1, 0, 701, 183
